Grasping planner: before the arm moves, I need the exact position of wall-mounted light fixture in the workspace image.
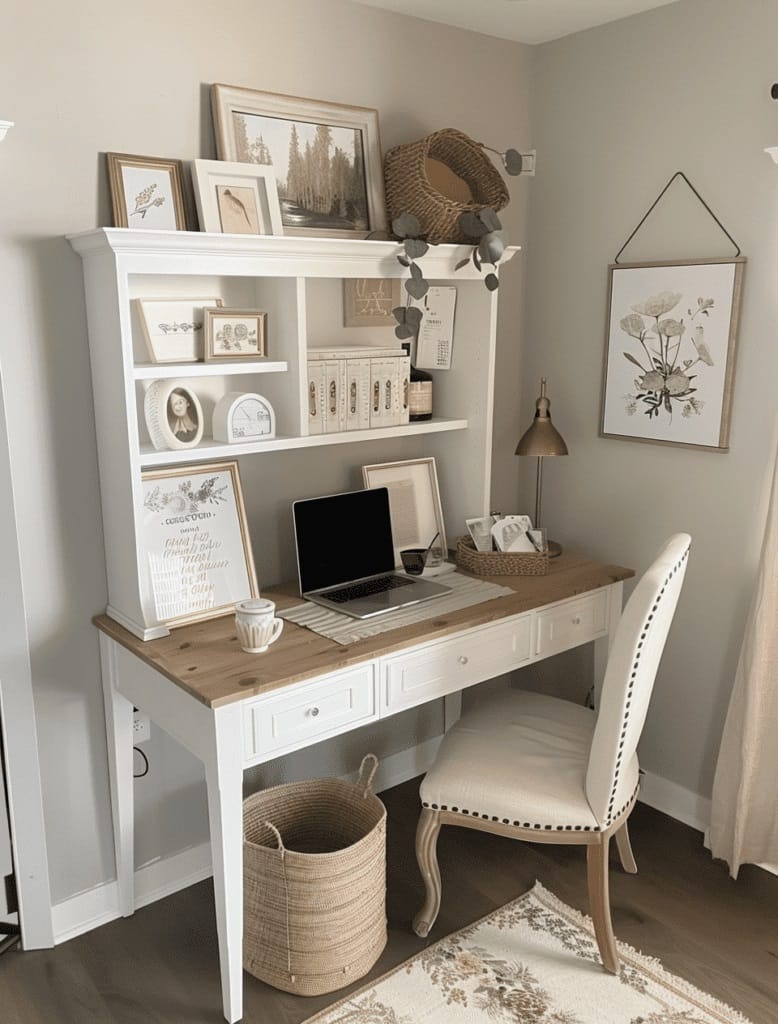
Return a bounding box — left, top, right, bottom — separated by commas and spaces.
0, 121, 14, 143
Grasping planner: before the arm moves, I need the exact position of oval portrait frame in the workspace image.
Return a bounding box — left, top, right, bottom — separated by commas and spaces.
144, 379, 205, 451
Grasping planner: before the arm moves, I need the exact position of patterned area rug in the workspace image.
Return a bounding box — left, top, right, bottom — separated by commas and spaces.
304, 882, 752, 1024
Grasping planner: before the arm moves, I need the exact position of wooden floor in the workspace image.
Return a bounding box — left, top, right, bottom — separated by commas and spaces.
2, 779, 777, 1023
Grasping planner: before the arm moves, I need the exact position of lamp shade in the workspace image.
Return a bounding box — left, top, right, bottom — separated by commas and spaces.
515, 378, 568, 457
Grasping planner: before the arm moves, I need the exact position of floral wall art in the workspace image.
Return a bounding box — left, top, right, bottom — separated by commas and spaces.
600, 258, 745, 450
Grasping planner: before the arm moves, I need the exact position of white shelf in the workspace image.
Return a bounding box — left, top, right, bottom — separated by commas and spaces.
70, 228, 509, 637
139, 417, 469, 467
133, 360, 288, 380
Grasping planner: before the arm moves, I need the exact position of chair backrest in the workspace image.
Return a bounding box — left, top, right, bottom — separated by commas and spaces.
585, 533, 691, 826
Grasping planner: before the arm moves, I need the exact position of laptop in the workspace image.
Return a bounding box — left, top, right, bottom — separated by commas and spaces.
293, 487, 450, 619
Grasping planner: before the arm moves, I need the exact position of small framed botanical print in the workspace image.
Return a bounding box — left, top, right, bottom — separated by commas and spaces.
204, 308, 267, 361
106, 152, 189, 230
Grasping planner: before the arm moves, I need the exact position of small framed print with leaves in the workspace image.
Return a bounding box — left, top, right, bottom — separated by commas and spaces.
106, 152, 189, 230
204, 308, 267, 361
600, 257, 745, 451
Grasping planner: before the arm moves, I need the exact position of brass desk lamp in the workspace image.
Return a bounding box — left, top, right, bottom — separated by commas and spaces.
515, 378, 568, 556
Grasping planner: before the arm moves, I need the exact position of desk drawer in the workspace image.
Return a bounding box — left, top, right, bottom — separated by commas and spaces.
243, 664, 377, 763
382, 614, 531, 714
535, 591, 608, 658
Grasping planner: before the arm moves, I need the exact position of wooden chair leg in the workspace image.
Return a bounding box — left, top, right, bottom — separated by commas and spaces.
586, 835, 619, 974
412, 808, 442, 938
615, 820, 638, 874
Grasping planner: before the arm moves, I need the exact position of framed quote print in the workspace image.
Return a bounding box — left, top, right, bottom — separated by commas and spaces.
140, 461, 258, 627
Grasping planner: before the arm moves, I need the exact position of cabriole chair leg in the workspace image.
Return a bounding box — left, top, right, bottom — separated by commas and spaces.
412, 808, 442, 937
615, 820, 638, 874
587, 833, 620, 973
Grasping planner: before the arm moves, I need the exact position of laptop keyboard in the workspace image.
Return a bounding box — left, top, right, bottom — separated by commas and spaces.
324, 575, 413, 604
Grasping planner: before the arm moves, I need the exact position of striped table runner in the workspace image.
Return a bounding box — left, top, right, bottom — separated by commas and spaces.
280, 572, 514, 646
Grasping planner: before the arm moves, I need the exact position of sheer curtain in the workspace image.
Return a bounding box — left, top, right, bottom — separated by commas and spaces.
710, 441, 778, 877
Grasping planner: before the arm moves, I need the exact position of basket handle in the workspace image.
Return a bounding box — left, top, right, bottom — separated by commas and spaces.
264, 820, 286, 860
357, 753, 379, 797
263, 820, 294, 981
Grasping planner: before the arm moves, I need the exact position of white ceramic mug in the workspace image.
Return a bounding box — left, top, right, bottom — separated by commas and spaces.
235, 598, 284, 654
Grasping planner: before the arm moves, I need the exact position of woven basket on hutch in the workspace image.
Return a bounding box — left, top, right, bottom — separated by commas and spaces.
383, 128, 509, 244
242, 754, 387, 997
456, 535, 549, 577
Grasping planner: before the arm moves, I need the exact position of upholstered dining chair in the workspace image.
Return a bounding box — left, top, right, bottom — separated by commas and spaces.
412, 533, 691, 974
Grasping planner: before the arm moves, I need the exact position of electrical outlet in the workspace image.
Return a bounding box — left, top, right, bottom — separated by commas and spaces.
132, 711, 150, 745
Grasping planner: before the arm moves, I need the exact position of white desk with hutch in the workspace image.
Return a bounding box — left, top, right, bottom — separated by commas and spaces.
70, 229, 633, 1022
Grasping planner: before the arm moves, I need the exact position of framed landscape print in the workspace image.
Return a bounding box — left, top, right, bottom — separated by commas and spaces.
211, 84, 387, 238
600, 257, 745, 451
203, 308, 267, 360
140, 461, 258, 627
107, 152, 189, 230
192, 159, 283, 235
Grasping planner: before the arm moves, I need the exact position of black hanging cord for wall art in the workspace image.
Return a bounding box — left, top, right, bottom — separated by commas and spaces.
614, 171, 741, 264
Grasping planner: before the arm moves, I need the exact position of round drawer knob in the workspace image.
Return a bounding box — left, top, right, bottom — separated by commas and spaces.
458, 655, 469, 665
309, 706, 320, 717
572, 616, 581, 625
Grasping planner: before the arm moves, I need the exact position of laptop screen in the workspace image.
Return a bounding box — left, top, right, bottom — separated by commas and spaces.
293, 487, 396, 594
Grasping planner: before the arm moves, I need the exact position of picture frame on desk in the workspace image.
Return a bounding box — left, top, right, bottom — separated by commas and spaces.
140, 461, 258, 628
192, 159, 283, 236
362, 457, 447, 569
106, 152, 190, 230
211, 83, 387, 238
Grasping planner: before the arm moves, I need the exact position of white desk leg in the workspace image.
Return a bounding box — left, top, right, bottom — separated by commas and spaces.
99, 634, 135, 916
444, 692, 462, 731
205, 704, 244, 1024
593, 581, 624, 709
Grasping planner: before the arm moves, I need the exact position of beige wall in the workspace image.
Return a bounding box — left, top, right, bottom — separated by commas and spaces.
0, 0, 531, 904
525, 0, 778, 803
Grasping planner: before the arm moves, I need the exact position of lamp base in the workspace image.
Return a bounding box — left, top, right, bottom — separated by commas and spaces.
547, 540, 563, 559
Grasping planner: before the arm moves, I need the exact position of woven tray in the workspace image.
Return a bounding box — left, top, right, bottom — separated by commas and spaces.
384, 128, 509, 244
456, 535, 549, 577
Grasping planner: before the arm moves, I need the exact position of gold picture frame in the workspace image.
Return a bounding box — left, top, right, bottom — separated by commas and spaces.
211, 83, 387, 239
203, 308, 268, 361
106, 152, 189, 230
140, 460, 258, 628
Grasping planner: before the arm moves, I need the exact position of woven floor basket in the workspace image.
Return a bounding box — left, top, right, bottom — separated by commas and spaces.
243, 754, 387, 996
456, 535, 549, 577
384, 128, 510, 244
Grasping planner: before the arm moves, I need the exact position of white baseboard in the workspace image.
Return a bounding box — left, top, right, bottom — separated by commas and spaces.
637, 769, 711, 834
52, 747, 772, 944
51, 841, 212, 945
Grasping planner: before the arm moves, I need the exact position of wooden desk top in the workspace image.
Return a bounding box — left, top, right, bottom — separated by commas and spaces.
94, 553, 634, 709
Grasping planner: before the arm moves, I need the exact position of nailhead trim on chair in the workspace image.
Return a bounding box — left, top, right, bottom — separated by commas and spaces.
603, 546, 689, 828
422, 779, 641, 833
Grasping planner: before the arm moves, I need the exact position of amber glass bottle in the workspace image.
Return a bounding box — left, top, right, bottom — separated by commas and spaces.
401, 342, 433, 421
